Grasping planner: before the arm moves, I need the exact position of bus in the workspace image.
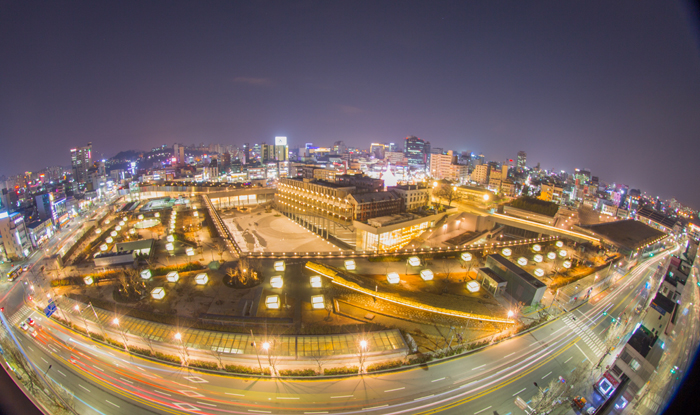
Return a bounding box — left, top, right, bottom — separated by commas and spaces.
6, 265, 22, 282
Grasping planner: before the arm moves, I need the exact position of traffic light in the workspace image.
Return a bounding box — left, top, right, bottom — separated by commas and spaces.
603, 311, 607, 316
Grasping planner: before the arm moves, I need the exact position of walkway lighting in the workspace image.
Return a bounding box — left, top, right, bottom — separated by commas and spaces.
311, 295, 325, 309
532, 244, 542, 252
140, 269, 152, 280
166, 271, 179, 282
186, 247, 194, 256
265, 295, 280, 309
502, 248, 512, 257
517, 257, 528, 266
387, 272, 400, 284
420, 269, 434, 281
534, 268, 545, 277
138, 214, 144, 220
83, 276, 94, 285
151, 287, 165, 300
166, 235, 174, 242
467, 281, 480, 292
274, 261, 285, 272
105, 237, 114, 243
408, 256, 420, 267
100, 244, 108, 251
461, 252, 472, 261
507, 310, 514, 318
95, 228, 102, 234
195, 273, 209, 285
547, 252, 557, 260
345, 259, 356, 270
559, 249, 568, 257
534, 254, 543, 263
270, 276, 284, 289
165, 242, 174, 251
310, 275, 322, 288
562, 260, 572, 269
555, 241, 564, 248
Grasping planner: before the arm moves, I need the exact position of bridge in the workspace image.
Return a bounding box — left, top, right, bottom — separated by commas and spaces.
490, 212, 601, 244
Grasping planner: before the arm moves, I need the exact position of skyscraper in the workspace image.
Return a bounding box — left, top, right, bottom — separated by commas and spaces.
404, 136, 428, 165
70, 142, 92, 184
517, 151, 527, 172
274, 136, 288, 161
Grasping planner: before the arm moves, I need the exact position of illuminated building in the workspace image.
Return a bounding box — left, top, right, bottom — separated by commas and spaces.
428, 151, 454, 179
471, 164, 489, 184
454, 185, 496, 209
404, 136, 429, 166
354, 212, 445, 252
276, 178, 355, 222
0, 211, 32, 260
516, 151, 527, 172
274, 136, 288, 161
348, 191, 402, 222
390, 184, 430, 211
70, 142, 93, 184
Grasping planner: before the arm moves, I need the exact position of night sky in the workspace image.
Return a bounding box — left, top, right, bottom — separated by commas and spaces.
1, 1, 699, 208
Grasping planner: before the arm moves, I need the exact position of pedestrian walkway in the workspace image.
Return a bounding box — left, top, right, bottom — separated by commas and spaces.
7, 305, 33, 327
58, 297, 408, 359
562, 315, 605, 357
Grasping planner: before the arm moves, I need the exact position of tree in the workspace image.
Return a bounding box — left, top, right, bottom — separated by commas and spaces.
432, 184, 461, 208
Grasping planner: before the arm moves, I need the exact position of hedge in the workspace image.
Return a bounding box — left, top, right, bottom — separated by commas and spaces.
366, 360, 404, 372
154, 351, 181, 363
324, 366, 358, 375
188, 360, 219, 370
278, 368, 317, 377
224, 364, 270, 376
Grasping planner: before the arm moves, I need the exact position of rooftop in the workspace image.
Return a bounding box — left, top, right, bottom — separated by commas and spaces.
489, 254, 546, 288
627, 325, 657, 358
349, 191, 401, 203
637, 207, 678, 230
650, 292, 676, 314
584, 219, 666, 251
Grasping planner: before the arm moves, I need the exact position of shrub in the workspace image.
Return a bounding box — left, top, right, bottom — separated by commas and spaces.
188, 360, 219, 370
128, 346, 154, 357
105, 338, 125, 349
154, 351, 181, 363
278, 368, 317, 377
368, 256, 402, 262
366, 360, 404, 372
408, 354, 433, 365
323, 366, 358, 376
224, 364, 270, 376
89, 333, 105, 342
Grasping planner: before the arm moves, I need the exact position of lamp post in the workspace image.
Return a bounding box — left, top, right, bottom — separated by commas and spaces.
74, 305, 90, 336
112, 318, 129, 350
87, 302, 108, 341
358, 339, 368, 374
262, 340, 275, 375
174, 332, 189, 364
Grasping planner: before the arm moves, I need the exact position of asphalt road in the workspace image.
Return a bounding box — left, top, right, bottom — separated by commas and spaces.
0, 241, 677, 415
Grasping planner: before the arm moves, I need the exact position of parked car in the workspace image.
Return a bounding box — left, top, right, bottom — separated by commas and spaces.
19, 322, 28, 331
26, 317, 35, 326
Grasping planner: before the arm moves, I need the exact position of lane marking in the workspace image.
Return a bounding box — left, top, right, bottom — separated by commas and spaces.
385, 387, 405, 392
305, 412, 329, 414
225, 392, 244, 396
475, 406, 492, 414
92, 365, 105, 372
472, 364, 486, 370
41, 357, 49, 364
564, 356, 573, 363
542, 371, 552, 379
331, 395, 353, 398
57, 370, 66, 377
431, 377, 445, 382
248, 411, 272, 414
277, 397, 300, 400
78, 384, 90, 392
364, 404, 388, 410
119, 377, 133, 384
512, 388, 527, 396
197, 401, 217, 407
106, 400, 120, 408
504, 352, 516, 358
153, 390, 171, 396
575, 343, 592, 363
415, 395, 434, 401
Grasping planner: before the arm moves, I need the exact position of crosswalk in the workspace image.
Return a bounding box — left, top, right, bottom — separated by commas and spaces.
562, 315, 606, 357
7, 305, 34, 327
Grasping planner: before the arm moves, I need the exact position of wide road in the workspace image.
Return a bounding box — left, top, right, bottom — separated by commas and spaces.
1, 241, 676, 415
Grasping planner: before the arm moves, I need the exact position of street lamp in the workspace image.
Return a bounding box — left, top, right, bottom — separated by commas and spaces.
174, 332, 189, 363
112, 318, 129, 350
358, 339, 368, 373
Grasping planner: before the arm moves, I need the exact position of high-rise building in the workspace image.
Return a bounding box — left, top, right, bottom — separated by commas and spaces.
471, 164, 489, 184
428, 151, 454, 180
274, 136, 289, 161
516, 151, 527, 172
70, 142, 92, 184
404, 136, 428, 166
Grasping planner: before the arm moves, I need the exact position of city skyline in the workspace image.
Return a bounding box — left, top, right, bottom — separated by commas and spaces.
1, 0, 699, 209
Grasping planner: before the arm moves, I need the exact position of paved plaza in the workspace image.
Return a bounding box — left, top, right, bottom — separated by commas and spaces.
221, 208, 343, 253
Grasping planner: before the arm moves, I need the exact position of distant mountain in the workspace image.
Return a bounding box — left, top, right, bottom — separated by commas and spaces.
110, 150, 140, 162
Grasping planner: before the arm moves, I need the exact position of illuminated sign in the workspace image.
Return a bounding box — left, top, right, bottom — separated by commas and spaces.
275, 136, 288, 146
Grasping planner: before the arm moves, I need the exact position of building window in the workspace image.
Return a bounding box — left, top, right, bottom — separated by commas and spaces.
629, 359, 641, 372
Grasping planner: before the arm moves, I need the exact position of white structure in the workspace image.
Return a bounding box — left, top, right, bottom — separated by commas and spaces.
387, 272, 400, 284
534, 254, 543, 263
166, 235, 175, 242
274, 261, 285, 272
420, 269, 434, 281
310, 275, 322, 288
311, 295, 325, 309
547, 252, 557, 260
532, 244, 541, 252
166, 271, 179, 282
534, 268, 545, 277
83, 276, 94, 285
408, 256, 420, 267
344, 259, 356, 270
461, 252, 472, 261
517, 257, 528, 266
186, 247, 194, 256
140, 269, 152, 279
265, 295, 280, 309
195, 273, 209, 285
502, 248, 512, 257
270, 276, 284, 289
151, 287, 165, 300
165, 243, 174, 251
467, 281, 480, 292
